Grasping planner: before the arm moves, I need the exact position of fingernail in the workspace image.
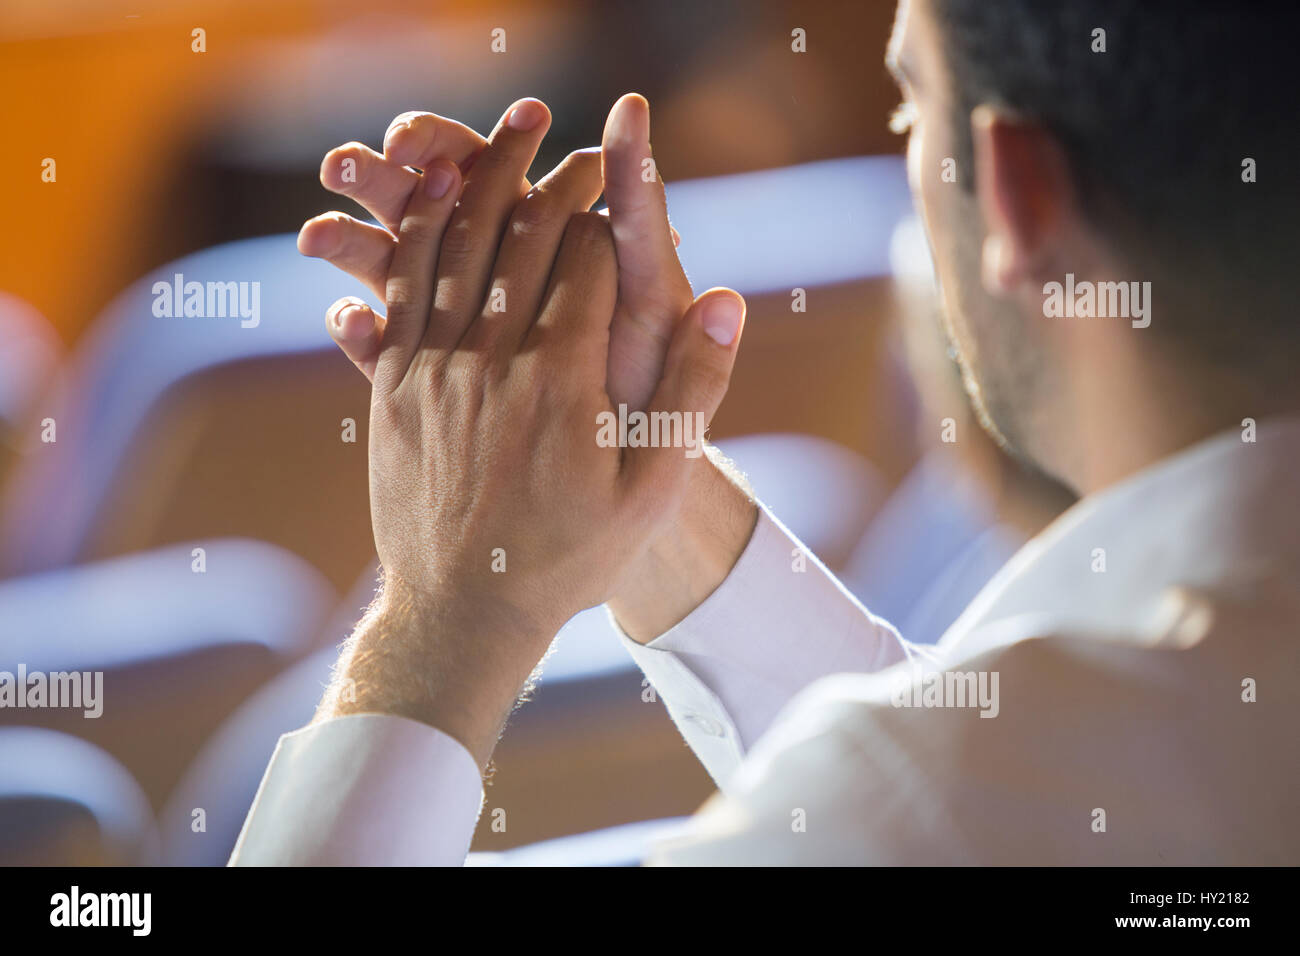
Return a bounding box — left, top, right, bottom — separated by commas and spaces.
702, 296, 743, 346
335, 303, 371, 339
425, 165, 454, 199
507, 100, 543, 131
383, 120, 410, 153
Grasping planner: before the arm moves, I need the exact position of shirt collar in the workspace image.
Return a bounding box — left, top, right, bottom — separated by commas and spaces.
942, 415, 1300, 649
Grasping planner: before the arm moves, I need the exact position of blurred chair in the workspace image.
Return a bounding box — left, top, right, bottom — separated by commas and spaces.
0, 538, 336, 810
0, 727, 156, 866
0, 234, 380, 592
666, 156, 912, 297
0, 291, 62, 433
0, 291, 62, 491
159, 644, 335, 865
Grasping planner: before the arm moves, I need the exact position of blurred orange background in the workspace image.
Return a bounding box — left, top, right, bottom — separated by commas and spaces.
1, 0, 902, 347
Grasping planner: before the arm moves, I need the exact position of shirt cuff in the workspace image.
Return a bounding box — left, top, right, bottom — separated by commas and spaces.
615, 503, 908, 788
229, 713, 484, 866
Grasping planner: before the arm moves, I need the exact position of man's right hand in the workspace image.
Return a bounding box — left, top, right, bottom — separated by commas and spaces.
300, 94, 759, 641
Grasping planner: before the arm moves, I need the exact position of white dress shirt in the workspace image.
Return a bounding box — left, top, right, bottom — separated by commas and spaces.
231, 419, 1300, 865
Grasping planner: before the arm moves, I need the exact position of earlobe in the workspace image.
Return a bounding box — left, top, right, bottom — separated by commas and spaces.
980, 233, 1014, 295
972, 106, 1029, 296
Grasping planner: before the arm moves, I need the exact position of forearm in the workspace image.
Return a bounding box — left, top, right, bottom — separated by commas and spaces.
608, 445, 759, 643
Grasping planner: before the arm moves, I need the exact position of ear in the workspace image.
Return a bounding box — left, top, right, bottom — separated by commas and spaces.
971, 105, 1080, 297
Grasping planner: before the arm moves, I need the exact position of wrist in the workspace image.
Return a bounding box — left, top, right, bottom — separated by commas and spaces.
608, 445, 758, 643
317, 579, 555, 768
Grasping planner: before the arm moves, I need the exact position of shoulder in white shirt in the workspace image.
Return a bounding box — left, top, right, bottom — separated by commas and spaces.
651, 418, 1300, 864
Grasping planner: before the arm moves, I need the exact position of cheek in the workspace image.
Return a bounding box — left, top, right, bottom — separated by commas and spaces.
905, 128, 934, 227
906, 127, 980, 355
906, 127, 954, 288
905, 123, 950, 262
910, 120, 951, 229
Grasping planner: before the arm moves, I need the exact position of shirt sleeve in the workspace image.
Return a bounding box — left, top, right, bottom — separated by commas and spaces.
228, 713, 484, 866
616, 503, 918, 789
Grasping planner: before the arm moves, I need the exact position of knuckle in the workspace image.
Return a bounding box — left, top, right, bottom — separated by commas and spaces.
323, 143, 369, 185
393, 110, 431, 127
398, 212, 445, 246
468, 140, 514, 177
557, 147, 601, 180
372, 391, 408, 431
680, 358, 727, 400
437, 218, 481, 267
612, 181, 663, 225
601, 154, 639, 192
385, 113, 443, 163
384, 277, 422, 315
321, 212, 354, 243
476, 350, 510, 386
387, 111, 431, 140
565, 146, 602, 167
509, 191, 553, 239
305, 210, 345, 235
610, 202, 656, 240
540, 148, 602, 195
563, 212, 614, 249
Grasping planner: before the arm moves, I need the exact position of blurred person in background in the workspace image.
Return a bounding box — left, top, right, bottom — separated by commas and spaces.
233, 0, 1299, 864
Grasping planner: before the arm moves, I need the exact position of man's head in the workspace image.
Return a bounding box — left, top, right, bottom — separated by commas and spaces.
887, 0, 1297, 489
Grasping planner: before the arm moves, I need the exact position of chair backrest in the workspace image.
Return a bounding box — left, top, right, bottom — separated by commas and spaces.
0, 537, 333, 671
666, 155, 911, 295
0, 727, 156, 865
0, 538, 336, 807
0, 234, 378, 589
0, 291, 63, 493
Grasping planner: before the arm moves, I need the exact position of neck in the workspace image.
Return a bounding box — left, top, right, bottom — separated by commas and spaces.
1049, 339, 1297, 496
955, 411, 1077, 538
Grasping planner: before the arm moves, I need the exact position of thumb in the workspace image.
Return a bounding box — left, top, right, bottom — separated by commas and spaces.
623, 288, 746, 494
